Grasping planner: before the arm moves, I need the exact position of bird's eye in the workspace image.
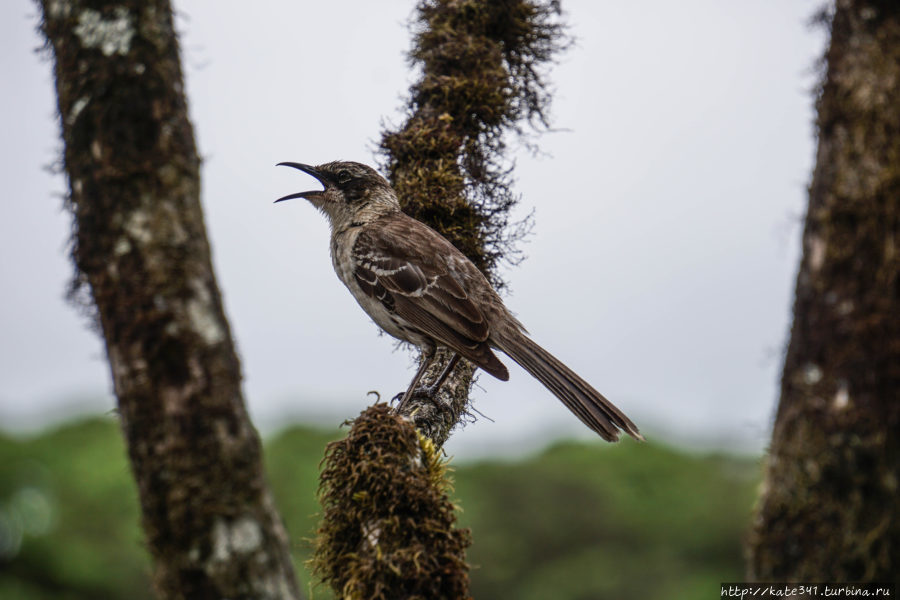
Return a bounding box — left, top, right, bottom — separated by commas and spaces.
336, 169, 352, 184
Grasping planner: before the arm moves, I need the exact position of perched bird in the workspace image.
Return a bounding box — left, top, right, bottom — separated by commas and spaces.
276, 161, 642, 441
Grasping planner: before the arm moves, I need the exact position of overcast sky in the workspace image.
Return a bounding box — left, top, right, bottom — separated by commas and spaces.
1, 1, 826, 457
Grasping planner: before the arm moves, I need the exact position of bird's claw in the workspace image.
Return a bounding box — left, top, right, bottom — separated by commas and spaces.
415, 385, 436, 399
393, 385, 438, 412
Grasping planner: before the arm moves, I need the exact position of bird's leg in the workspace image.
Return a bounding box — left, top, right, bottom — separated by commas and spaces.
399, 353, 462, 407
420, 353, 461, 398
396, 348, 436, 412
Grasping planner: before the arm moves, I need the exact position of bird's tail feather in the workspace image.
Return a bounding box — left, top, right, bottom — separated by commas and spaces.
494, 332, 642, 442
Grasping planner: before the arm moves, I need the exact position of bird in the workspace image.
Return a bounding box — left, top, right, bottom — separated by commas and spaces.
276, 160, 642, 442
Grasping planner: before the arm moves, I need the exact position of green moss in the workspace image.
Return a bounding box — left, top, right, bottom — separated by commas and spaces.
311, 405, 471, 599
380, 0, 569, 289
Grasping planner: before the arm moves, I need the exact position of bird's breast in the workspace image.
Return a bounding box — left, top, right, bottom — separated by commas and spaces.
330, 227, 423, 345
330, 227, 359, 288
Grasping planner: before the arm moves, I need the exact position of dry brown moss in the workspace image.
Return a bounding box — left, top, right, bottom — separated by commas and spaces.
312, 405, 471, 599
380, 0, 569, 289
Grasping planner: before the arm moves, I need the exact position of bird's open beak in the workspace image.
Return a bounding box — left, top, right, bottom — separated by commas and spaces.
275, 162, 332, 203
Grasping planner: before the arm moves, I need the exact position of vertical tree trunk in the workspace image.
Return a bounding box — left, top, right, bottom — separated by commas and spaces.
37, 1, 301, 597
748, 0, 900, 581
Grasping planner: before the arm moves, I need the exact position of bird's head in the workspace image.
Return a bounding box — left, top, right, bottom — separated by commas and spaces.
276, 161, 399, 228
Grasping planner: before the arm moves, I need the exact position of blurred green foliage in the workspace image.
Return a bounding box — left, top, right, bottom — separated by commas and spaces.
0, 417, 758, 599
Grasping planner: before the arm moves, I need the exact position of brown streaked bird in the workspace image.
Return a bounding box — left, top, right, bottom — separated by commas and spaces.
276, 160, 642, 442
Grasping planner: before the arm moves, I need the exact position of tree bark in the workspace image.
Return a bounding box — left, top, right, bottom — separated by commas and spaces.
748, 0, 900, 581
37, 1, 301, 598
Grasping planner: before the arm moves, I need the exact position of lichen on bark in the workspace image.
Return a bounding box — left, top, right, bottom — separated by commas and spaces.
37, 1, 301, 597
748, 0, 900, 581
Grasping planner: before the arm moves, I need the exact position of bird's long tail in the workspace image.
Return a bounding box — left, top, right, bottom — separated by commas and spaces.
493, 332, 642, 442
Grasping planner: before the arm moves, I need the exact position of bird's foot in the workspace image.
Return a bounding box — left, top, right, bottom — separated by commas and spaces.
393, 384, 439, 413
411, 385, 438, 400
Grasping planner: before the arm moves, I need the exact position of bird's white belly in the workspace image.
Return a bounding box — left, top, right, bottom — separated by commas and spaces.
331, 228, 431, 348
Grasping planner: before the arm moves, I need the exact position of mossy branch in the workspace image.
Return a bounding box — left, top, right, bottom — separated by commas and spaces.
381, 0, 569, 288
380, 0, 569, 445
312, 405, 471, 600
314, 2, 569, 597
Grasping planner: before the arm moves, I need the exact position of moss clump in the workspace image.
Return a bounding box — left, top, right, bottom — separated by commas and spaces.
380, 0, 569, 289
312, 404, 471, 599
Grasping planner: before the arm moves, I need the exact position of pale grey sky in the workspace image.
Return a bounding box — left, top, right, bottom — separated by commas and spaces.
1, 1, 825, 456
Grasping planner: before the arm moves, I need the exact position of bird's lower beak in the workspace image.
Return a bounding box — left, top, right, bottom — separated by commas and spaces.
275, 162, 331, 203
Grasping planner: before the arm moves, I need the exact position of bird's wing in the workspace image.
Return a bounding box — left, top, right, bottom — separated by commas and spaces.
352, 214, 490, 346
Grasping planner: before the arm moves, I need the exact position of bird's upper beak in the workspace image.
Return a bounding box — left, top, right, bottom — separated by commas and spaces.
275, 162, 332, 203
